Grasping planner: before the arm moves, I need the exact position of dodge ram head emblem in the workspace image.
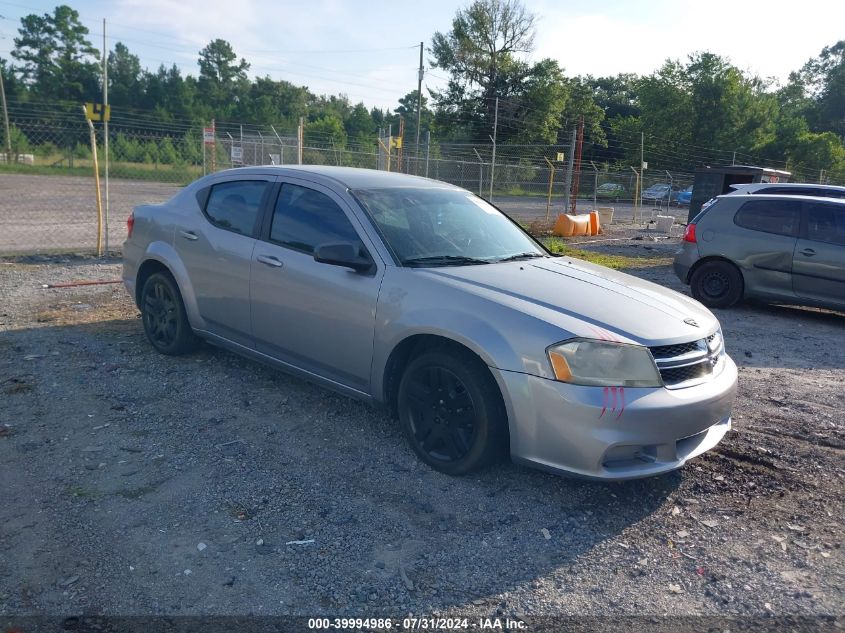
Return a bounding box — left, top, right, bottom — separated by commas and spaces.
684, 317, 699, 327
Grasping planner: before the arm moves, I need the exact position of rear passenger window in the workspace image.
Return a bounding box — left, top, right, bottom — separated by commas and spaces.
205, 180, 269, 236
270, 184, 360, 253
734, 200, 801, 237
805, 202, 845, 246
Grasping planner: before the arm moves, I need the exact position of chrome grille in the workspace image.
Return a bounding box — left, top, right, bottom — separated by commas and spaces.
649, 341, 701, 358
649, 333, 723, 389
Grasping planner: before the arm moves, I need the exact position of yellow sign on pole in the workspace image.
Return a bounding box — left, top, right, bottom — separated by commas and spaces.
556, 152, 564, 162
84, 103, 111, 122
391, 136, 403, 149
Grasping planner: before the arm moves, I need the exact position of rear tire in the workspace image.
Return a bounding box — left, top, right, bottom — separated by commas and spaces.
690, 260, 743, 309
140, 272, 201, 355
397, 347, 508, 475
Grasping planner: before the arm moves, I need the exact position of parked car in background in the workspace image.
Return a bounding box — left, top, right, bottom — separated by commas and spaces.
124, 166, 736, 480
727, 182, 845, 199
642, 183, 674, 204
595, 182, 625, 201
675, 186, 693, 206
674, 193, 845, 310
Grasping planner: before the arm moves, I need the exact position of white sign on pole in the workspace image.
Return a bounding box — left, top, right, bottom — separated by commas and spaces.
203, 127, 215, 144
231, 146, 243, 163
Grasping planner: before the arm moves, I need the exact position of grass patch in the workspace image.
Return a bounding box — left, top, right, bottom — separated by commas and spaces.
0, 161, 198, 186
542, 238, 671, 269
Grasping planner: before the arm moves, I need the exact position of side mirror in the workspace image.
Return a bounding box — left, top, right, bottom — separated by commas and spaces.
313, 242, 373, 273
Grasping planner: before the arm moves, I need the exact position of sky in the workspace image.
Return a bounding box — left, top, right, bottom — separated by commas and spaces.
1, 0, 844, 111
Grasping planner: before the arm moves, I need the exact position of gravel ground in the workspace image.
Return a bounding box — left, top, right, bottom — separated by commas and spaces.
0, 241, 843, 622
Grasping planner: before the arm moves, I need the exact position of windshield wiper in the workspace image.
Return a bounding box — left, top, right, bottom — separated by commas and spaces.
496, 252, 546, 262
401, 255, 490, 267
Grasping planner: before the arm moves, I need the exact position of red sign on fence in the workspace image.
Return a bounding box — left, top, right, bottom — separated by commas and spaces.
203, 127, 215, 145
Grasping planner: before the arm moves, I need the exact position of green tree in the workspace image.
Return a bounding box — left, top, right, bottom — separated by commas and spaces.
383, 90, 434, 147
346, 102, 377, 138
787, 131, 845, 179
585, 74, 640, 120
12, 5, 100, 101
623, 53, 777, 170
791, 40, 845, 137
430, 0, 537, 140
108, 42, 142, 107
305, 114, 347, 148
197, 39, 250, 117
141, 64, 198, 122
242, 76, 310, 126
1, 57, 24, 103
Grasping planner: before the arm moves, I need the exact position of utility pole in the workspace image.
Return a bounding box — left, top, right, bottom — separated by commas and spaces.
472, 148, 484, 196
425, 130, 430, 178
297, 116, 304, 165
570, 116, 584, 214
0, 62, 11, 157
488, 96, 498, 200
415, 41, 423, 173
664, 169, 673, 210
562, 127, 577, 212
640, 132, 645, 212
102, 18, 110, 255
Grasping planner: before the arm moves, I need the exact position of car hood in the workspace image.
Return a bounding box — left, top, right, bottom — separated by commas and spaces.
422, 257, 717, 345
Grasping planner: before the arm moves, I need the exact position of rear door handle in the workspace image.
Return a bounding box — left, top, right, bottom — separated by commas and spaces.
801, 248, 816, 257
256, 254, 284, 268
179, 230, 198, 241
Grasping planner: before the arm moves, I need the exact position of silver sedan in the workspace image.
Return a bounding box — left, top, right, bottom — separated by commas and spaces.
123, 166, 737, 480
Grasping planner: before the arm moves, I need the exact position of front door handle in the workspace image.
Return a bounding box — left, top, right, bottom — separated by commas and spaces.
801, 248, 816, 257
179, 230, 198, 241
256, 254, 284, 268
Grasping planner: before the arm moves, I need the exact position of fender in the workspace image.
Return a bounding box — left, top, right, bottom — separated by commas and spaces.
140, 241, 207, 331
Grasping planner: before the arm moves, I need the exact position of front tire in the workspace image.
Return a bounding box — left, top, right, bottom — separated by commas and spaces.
690, 260, 743, 308
397, 347, 508, 475
140, 272, 200, 355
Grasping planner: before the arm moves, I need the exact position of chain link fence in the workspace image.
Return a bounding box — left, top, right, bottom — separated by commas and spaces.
0, 114, 700, 255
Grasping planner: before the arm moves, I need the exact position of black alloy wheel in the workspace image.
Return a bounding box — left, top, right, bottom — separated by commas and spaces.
397, 347, 508, 475
405, 365, 477, 462
140, 272, 200, 355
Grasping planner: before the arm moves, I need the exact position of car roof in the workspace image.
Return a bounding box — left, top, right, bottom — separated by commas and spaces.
204, 165, 465, 191
717, 193, 845, 205
729, 182, 845, 193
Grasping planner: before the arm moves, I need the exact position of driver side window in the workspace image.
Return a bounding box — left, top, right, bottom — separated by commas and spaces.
270, 183, 361, 254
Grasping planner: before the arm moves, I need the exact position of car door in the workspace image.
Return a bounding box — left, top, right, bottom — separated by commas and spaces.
175, 175, 273, 348
792, 200, 845, 307
250, 178, 385, 393
729, 198, 801, 298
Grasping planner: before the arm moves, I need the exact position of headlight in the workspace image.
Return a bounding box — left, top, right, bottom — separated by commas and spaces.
547, 339, 663, 388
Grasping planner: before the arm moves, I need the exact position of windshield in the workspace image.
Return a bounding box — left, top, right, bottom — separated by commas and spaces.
353, 187, 545, 266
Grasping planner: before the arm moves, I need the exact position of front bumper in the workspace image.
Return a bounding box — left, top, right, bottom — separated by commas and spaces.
495, 355, 737, 480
